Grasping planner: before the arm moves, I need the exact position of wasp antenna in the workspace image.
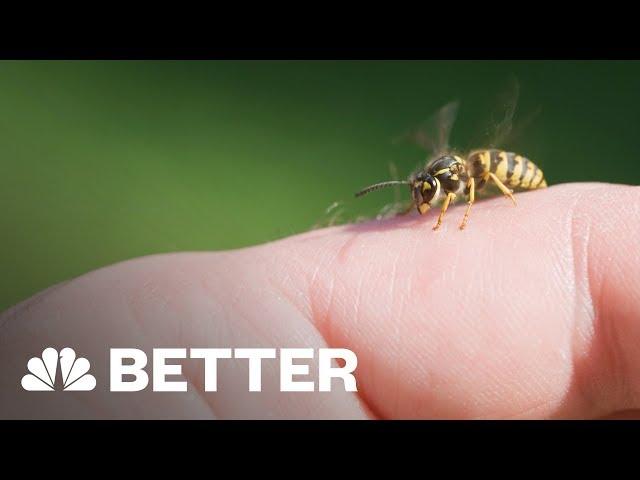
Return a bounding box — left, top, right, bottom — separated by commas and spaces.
355, 180, 410, 198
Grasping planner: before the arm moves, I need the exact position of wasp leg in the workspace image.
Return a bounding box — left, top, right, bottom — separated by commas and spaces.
486, 172, 517, 206
432, 192, 456, 231
459, 177, 475, 230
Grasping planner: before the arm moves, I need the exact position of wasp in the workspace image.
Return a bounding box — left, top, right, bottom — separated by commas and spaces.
355, 85, 547, 230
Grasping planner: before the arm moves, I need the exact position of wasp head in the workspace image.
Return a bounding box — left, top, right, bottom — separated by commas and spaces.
411, 172, 439, 215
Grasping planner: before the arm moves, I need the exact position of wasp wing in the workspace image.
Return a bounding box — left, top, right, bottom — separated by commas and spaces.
471, 76, 541, 151
488, 76, 520, 149
394, 100, 460, 159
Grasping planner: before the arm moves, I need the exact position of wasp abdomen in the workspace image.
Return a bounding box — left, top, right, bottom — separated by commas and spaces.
467, 149, 547, 190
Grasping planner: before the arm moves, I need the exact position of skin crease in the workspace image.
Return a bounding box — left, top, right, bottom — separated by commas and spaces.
1, 182, 640, 419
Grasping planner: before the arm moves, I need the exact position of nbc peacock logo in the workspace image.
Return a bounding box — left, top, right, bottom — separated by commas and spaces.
21, 347, 96, 391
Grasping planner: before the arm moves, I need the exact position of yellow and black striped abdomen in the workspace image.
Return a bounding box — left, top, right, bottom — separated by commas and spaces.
466, 149, 547, 190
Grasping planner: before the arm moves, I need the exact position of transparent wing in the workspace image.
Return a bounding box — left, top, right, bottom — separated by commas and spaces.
471, 76, 541, 150
488, 76, 519, 148
394, 100, 460, 157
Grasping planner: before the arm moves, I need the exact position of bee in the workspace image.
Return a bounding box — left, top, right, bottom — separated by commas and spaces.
355, 85, 547, 230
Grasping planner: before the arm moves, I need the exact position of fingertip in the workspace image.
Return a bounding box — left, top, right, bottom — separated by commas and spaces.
569, 183, 640, 411
274, 182, 640, 418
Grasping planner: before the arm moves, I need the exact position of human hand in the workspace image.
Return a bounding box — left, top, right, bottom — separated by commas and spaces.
1, 182, 639, 419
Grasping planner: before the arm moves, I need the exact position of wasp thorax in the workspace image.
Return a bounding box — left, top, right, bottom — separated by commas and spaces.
429, 155, 465, 193
412, 173, 439, 215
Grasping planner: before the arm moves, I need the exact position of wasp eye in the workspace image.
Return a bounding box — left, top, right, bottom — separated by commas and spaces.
421, 176, 438, 204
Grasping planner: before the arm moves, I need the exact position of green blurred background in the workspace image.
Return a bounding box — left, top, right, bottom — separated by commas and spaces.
1, 61, 639, 311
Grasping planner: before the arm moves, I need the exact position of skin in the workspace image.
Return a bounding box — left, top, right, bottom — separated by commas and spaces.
1, 182, 640, 419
